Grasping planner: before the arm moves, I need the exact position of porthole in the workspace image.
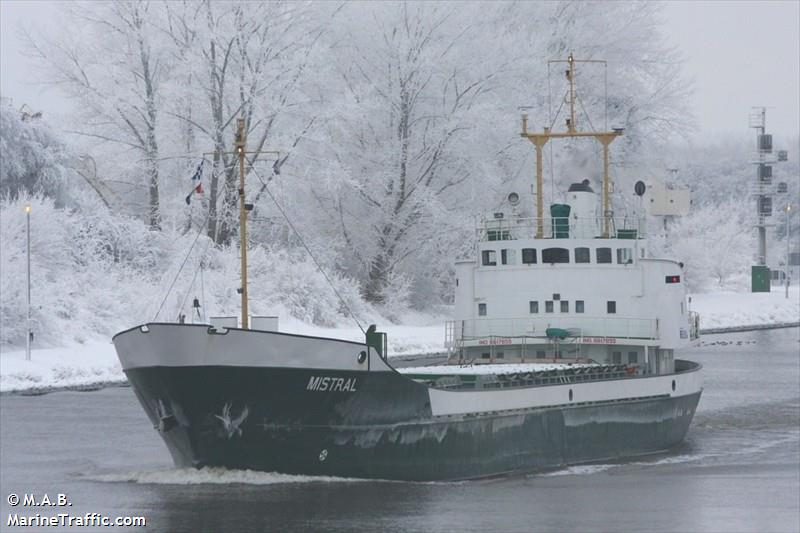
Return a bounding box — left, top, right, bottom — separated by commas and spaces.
357, 351, 367, 364
569, 389, 573, 402
671, 380, 676, 392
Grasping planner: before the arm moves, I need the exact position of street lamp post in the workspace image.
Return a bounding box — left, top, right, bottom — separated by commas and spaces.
25, 204, 32, 361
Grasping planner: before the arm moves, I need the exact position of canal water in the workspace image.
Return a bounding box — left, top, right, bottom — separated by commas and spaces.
1, 328, 798, 532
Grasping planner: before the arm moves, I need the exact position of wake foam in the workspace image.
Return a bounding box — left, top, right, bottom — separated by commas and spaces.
539, 464, 617, 477
87, 467, 370, 485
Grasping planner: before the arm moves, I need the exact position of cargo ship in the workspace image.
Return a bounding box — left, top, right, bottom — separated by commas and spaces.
113, 55, 702, 481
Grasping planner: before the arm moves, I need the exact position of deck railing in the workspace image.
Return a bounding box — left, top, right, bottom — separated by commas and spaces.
444, 316, 658, 349
479, 215, 645, 241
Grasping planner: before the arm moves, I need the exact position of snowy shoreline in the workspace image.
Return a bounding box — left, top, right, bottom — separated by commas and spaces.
1, 288, 797, 394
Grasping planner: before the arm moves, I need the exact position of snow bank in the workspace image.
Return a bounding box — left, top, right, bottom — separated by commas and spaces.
0, 317, 446, 393
0, 342, 123, 393
690, 287, 799, 330
1, 289, 797, 393
275, 311, 447, 357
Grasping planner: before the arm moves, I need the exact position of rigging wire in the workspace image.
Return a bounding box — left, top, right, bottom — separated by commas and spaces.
604, 62, 609, 131
547, 90, 569, 200
246, 157, 366, 335
177, 238, 213, 318
151, 181, 224, 322
576, 85, 597, 133
547, 61, 554, 202
200, 259, 206, 322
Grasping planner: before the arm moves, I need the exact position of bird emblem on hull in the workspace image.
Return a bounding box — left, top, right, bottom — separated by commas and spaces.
154, 398, 177, 432
215, 402, 249, 439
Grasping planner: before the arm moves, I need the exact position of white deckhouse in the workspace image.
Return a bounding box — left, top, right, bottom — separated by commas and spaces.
446, 55, 699, 375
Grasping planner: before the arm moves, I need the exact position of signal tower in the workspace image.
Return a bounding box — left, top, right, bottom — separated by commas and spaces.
749, 107, 789, 292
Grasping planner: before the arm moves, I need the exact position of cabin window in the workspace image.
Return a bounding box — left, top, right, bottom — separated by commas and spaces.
607, 301, 616, 314
596, 247, 612, 264
545, 301, 554, 313
617, 248, 634, 264
542, 247, 570, 263
522, 248, 537, 264
529, 301, 539, 313
576, 300, 585, 313
478, 303, 487, 316
496, 352, 504, 359
628, 351, 638, 364
487, 230, 511, 241
481, 250, 497, 266
612, 351, 622, 364
481, 352, 491, 359
560, 301, 569, 313
536, 350, 546, 359
575, 247, 591, 263
501, 248, 517, 265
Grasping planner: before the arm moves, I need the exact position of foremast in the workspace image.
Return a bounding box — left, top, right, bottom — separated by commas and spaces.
206, 119, 280, 329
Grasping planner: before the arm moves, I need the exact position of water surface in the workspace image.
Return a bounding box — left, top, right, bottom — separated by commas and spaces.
1, 328, 798, 532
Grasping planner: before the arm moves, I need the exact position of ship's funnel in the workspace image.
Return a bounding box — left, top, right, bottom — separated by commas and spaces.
567, 179, 599, 238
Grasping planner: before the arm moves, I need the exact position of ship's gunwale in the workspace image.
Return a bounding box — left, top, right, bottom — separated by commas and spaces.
113, 322, 702, 394
112, 321, 369, 348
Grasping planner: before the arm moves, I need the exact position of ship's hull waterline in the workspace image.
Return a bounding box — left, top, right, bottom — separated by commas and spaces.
114, 324, 703, 482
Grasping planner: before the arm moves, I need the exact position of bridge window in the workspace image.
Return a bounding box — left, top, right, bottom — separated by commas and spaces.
487, 229, 511, 241
576, 300, 585, 313
617, 248, 634, 264
529, 301, 539, 313
607, 301, 616, 314
575, 247, 591, 263
481, 250, 496, 266
501, 248, 517, 265
522, 248, 537, 264
597, 247, 612, 264
545, 301, 554, 313
478, 303, 487, 316
542, 247, 569, 263
560, 301, 569, 313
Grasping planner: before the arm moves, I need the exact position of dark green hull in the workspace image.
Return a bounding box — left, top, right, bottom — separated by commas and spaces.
126, 366, 701, 481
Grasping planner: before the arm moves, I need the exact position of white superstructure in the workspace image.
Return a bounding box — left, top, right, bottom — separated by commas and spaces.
446, 181, 699, 376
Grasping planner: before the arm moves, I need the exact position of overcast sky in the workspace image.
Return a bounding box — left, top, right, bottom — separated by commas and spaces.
1, 0, 799, 139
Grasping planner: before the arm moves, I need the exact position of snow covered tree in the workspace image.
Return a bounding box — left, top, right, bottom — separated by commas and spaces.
301, 1, 694, 306
162, 1, 322, 245
26, 1, 167, 229
0, 102, 72, 202
306, 2, 504, 305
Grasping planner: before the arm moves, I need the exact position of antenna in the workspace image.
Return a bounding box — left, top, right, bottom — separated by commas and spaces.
521, 54, 621, 238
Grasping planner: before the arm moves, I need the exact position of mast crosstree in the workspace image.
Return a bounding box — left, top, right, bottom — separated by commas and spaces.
520, 54, 622, 238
